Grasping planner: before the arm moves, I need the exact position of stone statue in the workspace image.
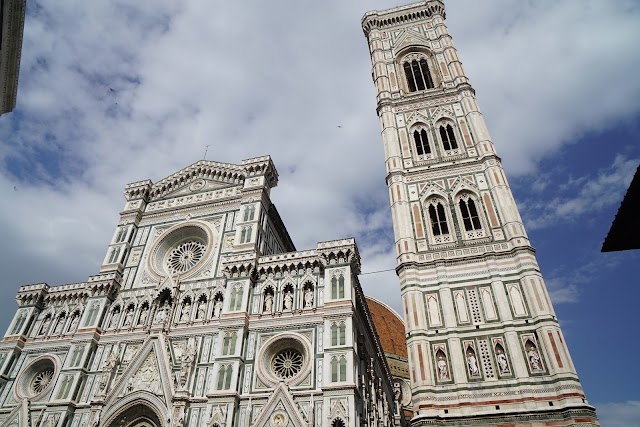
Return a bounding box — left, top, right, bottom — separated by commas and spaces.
467, 353, 479, 376
497, 352, 509, 373
213, 299, 223, 318
68, 313, 79, 332
528, 347, 542, 371
39, 316, 51, 336
123, 307, 134, 327
304, 288, 314, 308
437, 356, 448, 380
283, 291, 293, 311
138, 306, 148, 325
196, 300, 206, 320
155, 304, 168, 323
263, 294, 274, 313
178, 342, 196, 388
109, 310, 120, 329
53, 317, 64, 335
180, 301, 191, 322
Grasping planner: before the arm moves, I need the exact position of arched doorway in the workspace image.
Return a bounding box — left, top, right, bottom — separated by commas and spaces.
106, 403, 163, 427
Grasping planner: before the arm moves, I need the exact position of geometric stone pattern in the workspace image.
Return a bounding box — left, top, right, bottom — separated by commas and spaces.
362, 1, 599, 426
0, 156, 402, 426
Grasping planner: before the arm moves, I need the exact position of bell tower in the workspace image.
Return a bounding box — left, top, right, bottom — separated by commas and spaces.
362, 2, 599, 426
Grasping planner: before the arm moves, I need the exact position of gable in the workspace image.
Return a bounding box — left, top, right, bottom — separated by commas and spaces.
251, 383, 307, 427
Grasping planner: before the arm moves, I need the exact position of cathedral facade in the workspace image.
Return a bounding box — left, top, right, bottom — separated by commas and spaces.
362, 1, 599, 426
0, 157, 400, 426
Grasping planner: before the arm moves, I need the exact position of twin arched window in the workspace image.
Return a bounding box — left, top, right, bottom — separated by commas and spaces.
330, 356, 347, 382
459, 196, 481, 231
411, 123, 460, 159
439, 124, 458, 151
331, 276, 345, 299
331, 322, 346, 346
427, 201, 449, 236
222, 332, 237, 355
217, 364, 233, 389
413, 129, 431, 156
403, 58, 434, 92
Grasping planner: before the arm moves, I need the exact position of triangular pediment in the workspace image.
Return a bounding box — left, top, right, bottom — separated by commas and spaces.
450, 176, 479, 196
406, 111, 430, 127
250, 382, 307, 427
104, 334, 174, 410
420, 181, 447, 200
148, 160, 246, 201
160, 178, 237, 200
394, 29, 430, 53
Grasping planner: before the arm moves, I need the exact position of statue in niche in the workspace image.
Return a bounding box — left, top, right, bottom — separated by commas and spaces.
39, 316, 51, 336
68, 313, 79, 332
53, 317, 64, 335
138, 306, 149, 325
213, 298, 223, 318
178, 342, 196, 388
497, 351, 509, 373
437, 355, 448, 380
155, 303, 168, 323
263, 293, 274, 313
123, 307, 134, 327
467, 352, 480, 376
180, 300, 191, 322
304, 288, 314, 308
196, 300, 206, 320
528, 346, 542, 371
283, 291, 293, 311
109, 310, 120, 329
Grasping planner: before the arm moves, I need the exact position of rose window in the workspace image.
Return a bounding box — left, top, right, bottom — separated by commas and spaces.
272, 349, 303, 379
166, 240, 207, 274
31, 368, 54, 394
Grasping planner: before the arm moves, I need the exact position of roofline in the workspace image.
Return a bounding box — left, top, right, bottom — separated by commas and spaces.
365, 295, 406, 326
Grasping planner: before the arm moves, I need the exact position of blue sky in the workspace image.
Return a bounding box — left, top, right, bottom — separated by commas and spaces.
1, 1, 639, 425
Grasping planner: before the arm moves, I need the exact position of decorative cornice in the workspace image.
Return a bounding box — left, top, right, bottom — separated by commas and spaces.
361, 1, 445, 36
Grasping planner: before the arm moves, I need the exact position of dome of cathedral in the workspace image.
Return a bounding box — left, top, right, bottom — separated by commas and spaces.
365, 296, 407, 358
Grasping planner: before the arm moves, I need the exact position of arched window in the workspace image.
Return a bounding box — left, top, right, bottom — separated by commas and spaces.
243, 205, 256, 222
439, 124, 458, 150
331, 276, 345, 299
330, 322, 346, 346
107, 246, 121, 264
459, 198, 481, 231
339, 356, 347, 381
413, 128, 431, 156
217, 364, 232, 390
338, 322, 346, 345
331, 323, 338, 346
222, 332, 237, 355
332, 419, 346, 427
330, 357, 338, 382
428, 202, 449, 236
403, 58, 434, 92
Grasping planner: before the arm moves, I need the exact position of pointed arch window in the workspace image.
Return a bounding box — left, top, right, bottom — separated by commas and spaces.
459, 198, 481, 231
217, 364, 232, 389
413, 128, 431, 156
330, 355, 347, 382
403, 58, 434, 92
222, 332, 237, 355
331, 322, 346, 346
331, 276, 345, 299
439, 124, 458, 150
428, 202, 449, 236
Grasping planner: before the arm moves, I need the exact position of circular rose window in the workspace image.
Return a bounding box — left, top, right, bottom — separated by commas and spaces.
166, 240, 207, 274
272, 349, 303, 380
147, 222, 214, 279
15, 356, 57, 399
256, 333, 312, 387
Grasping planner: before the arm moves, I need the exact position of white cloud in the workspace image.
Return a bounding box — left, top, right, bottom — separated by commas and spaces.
595, 401, 640, 427
0, 0, 639, 327
522, 154, 638, 230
